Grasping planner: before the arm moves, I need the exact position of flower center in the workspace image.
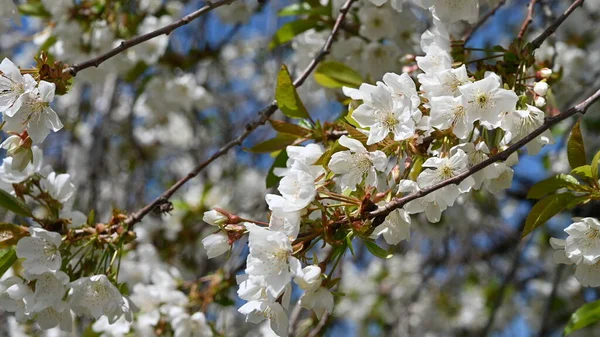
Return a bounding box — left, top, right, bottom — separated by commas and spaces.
439, 165, 454, 179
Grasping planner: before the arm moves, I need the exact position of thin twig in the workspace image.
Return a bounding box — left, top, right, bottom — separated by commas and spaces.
123, 0, 357, 227
530, 0, 585, 49
63, 0, 236, 76
518, 0, 538, 39
368, 88, 600, 221
463, 0, 507, 43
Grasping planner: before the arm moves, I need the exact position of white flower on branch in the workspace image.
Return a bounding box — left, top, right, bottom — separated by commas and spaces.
351, 82, 417, 145
69, 275, 134, 324
372, 208, 412, 245
4, 81, 63, 144
27, 271, 70, 313
245, 223, 302, 298
41, 172, 75, 203
501, 104, 554, 155
0, 277, 34, 323
0, 58, 36, 113
238, 299, 289, 337
16, 227, 62, 275
551, 218, 600, 287
300, 287, 334, 318
328, 136, 388, 191
459, 73, 518, 129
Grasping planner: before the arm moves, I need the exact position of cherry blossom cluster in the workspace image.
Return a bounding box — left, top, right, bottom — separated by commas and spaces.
551, 218, 600, 287
0, 227, 134, 331
0, 58, 63, 171
200, 4, 562, 336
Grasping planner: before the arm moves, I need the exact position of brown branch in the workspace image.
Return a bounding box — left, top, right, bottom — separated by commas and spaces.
530, 0, 585, 49
368, 88, 600, 221
463, 0, 507, 43
63, 0, 236, 76
518, 0, 538, 39
123, 0, 357, 227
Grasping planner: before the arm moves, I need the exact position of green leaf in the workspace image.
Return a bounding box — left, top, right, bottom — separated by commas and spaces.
269, 120, 312, 137
527, 174, 580, 199
568, 120, 587, 169
269, 19, 319, 49
275, 65, 311, 120
522, 193, 582, 238
18, 3, 51, 17
0, 247, 17, 279
314, 140, 344, 166
565, 300, 600, 335
246, 133, 298, 153
278, 3, 330, 16
0, 223, 28, 249
266, 151, 289, 189
364, 240, 392, 259
0, 190, 32, 218
572, 165, 593, 180
592, 150, 600, 183
314, 61, 364, 89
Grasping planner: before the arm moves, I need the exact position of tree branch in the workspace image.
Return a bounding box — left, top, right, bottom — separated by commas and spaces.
123, 0, 357, 227
63, 0, 236, 76
518, 0, 538, 39
530, 0, 585, 49
369, 88, 600, 221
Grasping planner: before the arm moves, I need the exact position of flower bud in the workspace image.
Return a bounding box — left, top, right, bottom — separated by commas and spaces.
201, 232, 230, 259
1, 135, 33, 172
534, 81, 549, 96
534, 96, 546, 107
539, 68, 552, 79
294, 265, 322, 292
203, 209, 228, 226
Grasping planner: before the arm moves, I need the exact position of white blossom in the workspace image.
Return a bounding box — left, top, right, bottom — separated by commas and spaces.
16, 227, 62, 275
238, 300, 289, 337
69, 275, 133, 323
201, 232, 230, 259
328, 136, 388, 191
372, 208, 411, 245
3, 81, 63, 144
459, 74, 518, 128
0, 58, 35, 112
245, 223, 302, 298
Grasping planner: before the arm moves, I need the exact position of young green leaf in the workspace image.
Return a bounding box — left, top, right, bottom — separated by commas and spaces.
269, 20, 319, 49
0, 189, 33, 218
523, 193, 586, 238
266, 150, 289, 189
565, 300, 600, 335
314, 61, 364, 89
592, 150, 600, 183
364, 240, 392, 259
527, 174, 580, 199
275, 65, 311, 119
567, 120, 587, 169
0, 247, 17, 279
571, 165, 593, 180
269, 120, 312, 137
